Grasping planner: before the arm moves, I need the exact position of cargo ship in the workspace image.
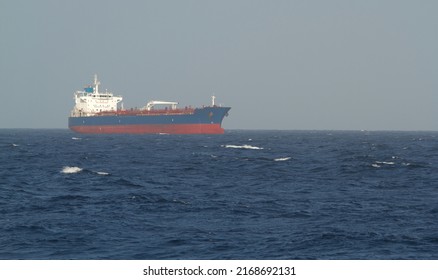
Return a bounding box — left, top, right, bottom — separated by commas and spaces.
68, 75, 231, 134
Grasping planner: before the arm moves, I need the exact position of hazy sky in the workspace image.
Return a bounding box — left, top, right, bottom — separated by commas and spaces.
1, 0, 437, 130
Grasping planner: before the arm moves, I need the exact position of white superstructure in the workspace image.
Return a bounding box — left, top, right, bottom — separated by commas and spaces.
70, 75, 123, 117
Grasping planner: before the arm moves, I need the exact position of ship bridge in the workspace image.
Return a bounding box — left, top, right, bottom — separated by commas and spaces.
71, 75, 122, 117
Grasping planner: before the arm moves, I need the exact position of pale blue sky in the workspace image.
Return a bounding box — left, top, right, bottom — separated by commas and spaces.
1, 0, 437, 130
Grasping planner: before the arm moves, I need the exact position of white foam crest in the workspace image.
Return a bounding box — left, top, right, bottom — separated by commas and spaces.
95, 171, 109, 176
274, 157, 291, 161
12, 143, 19, 147
72, 137, 81, 140
223, 144, 264, 150
376, 161, 395, 165
371, 164, 381, 168
61, 166, 83, 174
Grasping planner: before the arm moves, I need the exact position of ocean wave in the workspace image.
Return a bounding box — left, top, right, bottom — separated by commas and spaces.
5, 129, 438, 260
223, 144, 264, 150
274, 157, 291, 161
95, 171, 109, 176
71, 137, 82, 140
376, 161, 395, 165
372, 161, 396, 168
401, 162, 427, 168
12, 143, 19, 147
61, 166, 83, 174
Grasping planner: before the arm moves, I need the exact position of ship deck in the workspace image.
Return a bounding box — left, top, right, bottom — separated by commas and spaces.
95, 108, 196, 117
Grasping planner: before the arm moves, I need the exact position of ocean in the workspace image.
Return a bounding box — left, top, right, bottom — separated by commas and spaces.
1, 129, 437, 259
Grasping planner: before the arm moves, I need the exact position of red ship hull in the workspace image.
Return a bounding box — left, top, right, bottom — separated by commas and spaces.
69, 123, 225, 134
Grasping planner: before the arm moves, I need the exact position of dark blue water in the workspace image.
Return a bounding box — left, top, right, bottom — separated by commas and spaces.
1, 129, 437, 259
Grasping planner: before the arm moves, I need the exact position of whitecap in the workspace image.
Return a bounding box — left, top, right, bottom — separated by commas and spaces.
95, 171, 109, 176
12, 143, 19, 147
376, 161, 395, 165
371, 164, 381, 168
72, 137, 81, 140
223, 144, 264, 150
61, 166, 83, 174
274, 157, 291, 161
